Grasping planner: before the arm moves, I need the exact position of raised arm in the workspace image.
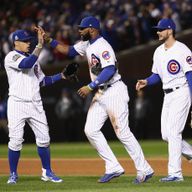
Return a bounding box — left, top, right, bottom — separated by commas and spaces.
44, 35, 70, 55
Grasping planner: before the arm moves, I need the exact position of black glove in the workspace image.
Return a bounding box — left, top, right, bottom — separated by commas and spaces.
63, 62, 80, 81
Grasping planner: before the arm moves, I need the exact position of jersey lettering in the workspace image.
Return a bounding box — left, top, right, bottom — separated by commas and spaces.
91, 54, 100, 67
34, 64, 39, 79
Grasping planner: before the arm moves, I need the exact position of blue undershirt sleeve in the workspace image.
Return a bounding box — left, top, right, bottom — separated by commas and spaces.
40, 73, 62, 87
68, 46, 79, 57
18, 55, 38, 69
146, 73, 161, 86
88, 65, 116, 90
185, 71, 192, 94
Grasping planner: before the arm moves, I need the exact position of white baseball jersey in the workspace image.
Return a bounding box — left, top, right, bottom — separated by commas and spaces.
152, 41, 192, 89
4, 50, 50, 151
74, 37, 121, 84
74, 37, 153, 176
5, 50, 45, 101
151, 40, 192, 178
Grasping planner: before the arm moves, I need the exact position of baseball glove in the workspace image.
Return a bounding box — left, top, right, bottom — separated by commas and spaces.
63, 62, 80, 81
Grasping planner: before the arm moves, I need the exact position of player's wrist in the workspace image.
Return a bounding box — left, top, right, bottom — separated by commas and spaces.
88, 81, 98, 90
87, 85, 93, 91
35, 43, 43, 49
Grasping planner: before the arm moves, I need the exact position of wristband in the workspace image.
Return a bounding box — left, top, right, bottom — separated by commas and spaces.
87, 85, 93, 91
50, 39, 59, 48
88, 81, 99, 90
35, 43, 43, 49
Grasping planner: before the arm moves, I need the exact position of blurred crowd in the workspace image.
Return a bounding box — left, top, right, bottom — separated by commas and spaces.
0, 0, 192, 68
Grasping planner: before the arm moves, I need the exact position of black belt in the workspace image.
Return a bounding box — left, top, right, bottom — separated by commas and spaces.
163, 87, 180, 94
98, 79, 121, 90
99, 84, 111, 90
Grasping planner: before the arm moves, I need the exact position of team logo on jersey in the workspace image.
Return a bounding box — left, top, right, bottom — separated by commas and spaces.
102, 51, 110, 60
167, 60, 180, 74
34, 64, 39, 78
186, 56, 192, 65
12, 54, 21, 61
91, 54, 100, 66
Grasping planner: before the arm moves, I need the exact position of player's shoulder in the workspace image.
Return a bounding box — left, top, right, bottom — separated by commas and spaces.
154, 44, 163, 54
175, 40, 190, 51
4, 50, 24, 67
75, 40, 89, 47
97, 36, 110, 45
5, 50, 22, 60
96, 37, 113, 50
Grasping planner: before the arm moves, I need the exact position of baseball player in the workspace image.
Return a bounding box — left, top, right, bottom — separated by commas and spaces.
4, 27, 64, 184
136, 18, 192, 182
44, 16, 154, 183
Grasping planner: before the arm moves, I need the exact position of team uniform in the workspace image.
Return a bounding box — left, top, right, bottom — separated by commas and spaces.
152, 40, 192, 179
72, 36, 154, 181
5, 50, 49, 151
4, 29, 63, 184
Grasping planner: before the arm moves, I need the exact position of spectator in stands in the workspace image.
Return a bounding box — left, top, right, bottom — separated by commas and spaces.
0, 0, 192, 66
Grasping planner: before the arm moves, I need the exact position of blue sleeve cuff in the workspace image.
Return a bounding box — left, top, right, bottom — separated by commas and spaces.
185, 71, 192, 94
88, 81, 99, 89
19, 54, 38, 69
68, 46, 79, 57
41, 73, 62, 87
50, 39, 59, 48
146, 73, 161, 86
88, 65, 116, 90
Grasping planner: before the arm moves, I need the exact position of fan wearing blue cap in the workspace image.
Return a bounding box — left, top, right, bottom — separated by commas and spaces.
136, 18, 192, 182
44, 15, 154, 184
4, 26, 65, 184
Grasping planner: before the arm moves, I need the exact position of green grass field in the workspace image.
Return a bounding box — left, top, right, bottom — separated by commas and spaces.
1, 140, 192, 192
0, 140, 169, 158
0, 176, 192, 192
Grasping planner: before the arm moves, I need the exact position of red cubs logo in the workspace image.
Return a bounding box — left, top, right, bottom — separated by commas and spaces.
186, 56, 192, 65
167, 60, 180, 74
102, 51, 110, 60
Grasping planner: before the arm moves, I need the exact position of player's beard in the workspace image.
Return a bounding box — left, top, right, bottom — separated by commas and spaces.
81, 32, 91, 41
158, 32, 170, 42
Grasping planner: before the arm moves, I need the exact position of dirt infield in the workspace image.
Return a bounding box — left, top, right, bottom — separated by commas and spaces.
0, 158, 192, 176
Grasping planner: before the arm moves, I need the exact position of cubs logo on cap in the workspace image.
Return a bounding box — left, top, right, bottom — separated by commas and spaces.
12, 30, 33, 42
167, 60, 180, 74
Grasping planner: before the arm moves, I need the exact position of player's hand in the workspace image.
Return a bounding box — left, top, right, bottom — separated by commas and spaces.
78, 86, 92, 98
61, 72, 66, 80
34, 26, 45, 45
136, 79, 147, 91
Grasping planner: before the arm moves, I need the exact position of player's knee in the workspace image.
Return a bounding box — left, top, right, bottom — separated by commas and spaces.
84, 128, 96, 138
8, 138, 23, 151
36, 137, 50, 147
168, 132, 182, 140
161, 133, 168, 141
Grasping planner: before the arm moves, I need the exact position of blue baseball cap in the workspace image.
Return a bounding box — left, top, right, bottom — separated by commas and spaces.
153, 18, 176, 31
78, 16, 100, 30
12, 30, 33, 42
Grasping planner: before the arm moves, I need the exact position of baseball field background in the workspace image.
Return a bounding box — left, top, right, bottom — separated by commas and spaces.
0, 140, 192, 192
